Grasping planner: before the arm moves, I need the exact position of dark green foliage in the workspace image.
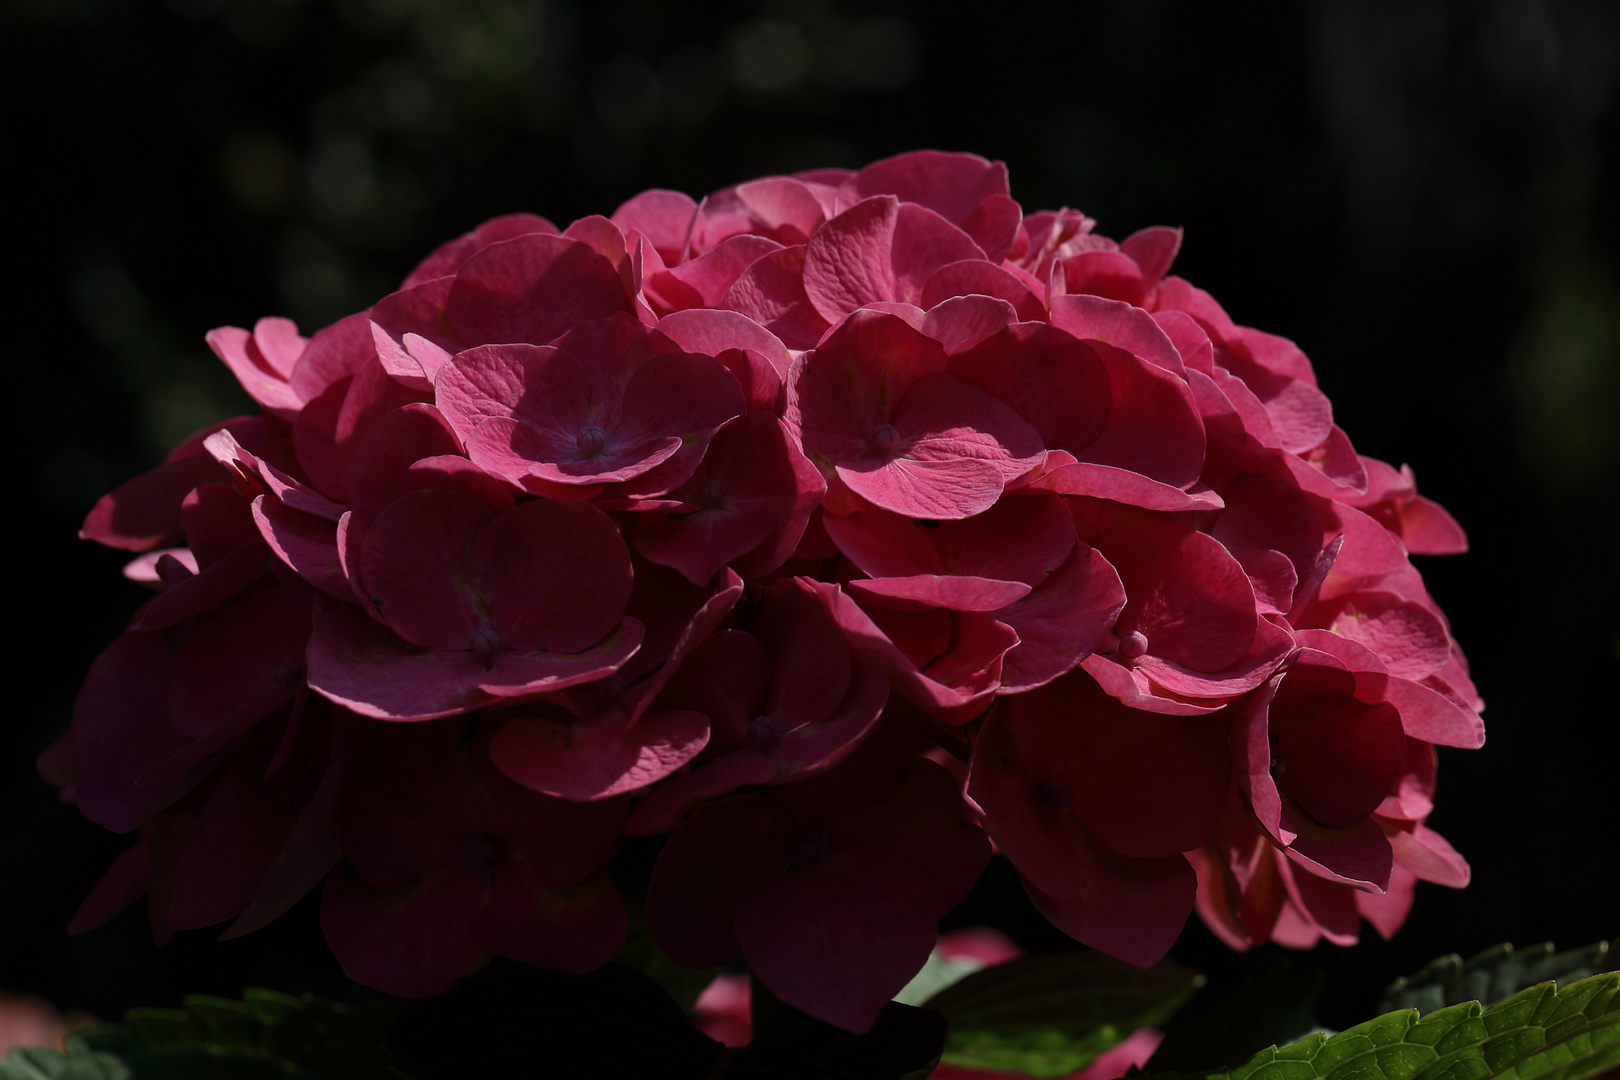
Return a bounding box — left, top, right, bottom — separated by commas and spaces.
1382, 942, 1614, 1015
1150, 959, 1329, 1076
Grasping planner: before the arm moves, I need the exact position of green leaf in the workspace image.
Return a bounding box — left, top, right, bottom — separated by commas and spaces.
68, 990, 401, 1080
1382, 942, 1614, 1014
0, 1046, 130, 1080
922, 950, 1204, 1079
892, 948, 990, 1007
1181, 971, 1620, 1080
612, 901, 724, 1012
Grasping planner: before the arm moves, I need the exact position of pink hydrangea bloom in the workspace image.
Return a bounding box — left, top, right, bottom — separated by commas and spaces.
57, 149, 1481, 1032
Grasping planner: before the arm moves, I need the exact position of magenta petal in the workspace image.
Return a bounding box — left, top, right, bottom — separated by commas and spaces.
306, 605, 494, 721
737, 757, 990, 1033
130, 540, 268, 631
69, 834, 150, 934
995, 543, 1127, 692
613, 351, 746, 452
1019, 847, 1195, 969
345, 404, 464, 521
469, 415, 681, 486
1120, 226, 1183, 285
846, 575, 1030, 612
81, 452, 231, 552
289, 309, 373, 403
1072, 342, 1205, 489
1316, 591, 1450, 682
472, 861, 628, 974
73, 632, 188, 833
167, 769, 294, 929
488, 707, 710, 801
476, 619, 645, 698
445, 234, 629, 347
735, 176, 828, 241
1031, 461, 1224, 512
321, 862, 489, 997
969, 708, 1193, 966
473, 498, 633, 653
223, 714, 357, 939
612, 189, 698, 263
168, 584, 311, 737
636, 505, 775, 587
371, 277, 457, 392
1098, 507, 1258, 673
1080, 655, 1226, 716
361, 490, 497, 649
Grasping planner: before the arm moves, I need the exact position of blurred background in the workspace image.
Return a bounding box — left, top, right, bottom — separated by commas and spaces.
3, 0, 1616, 1039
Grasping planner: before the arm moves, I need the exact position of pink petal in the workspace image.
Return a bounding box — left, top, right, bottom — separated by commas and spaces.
649, 234, 783, 310
1050, 293, 1186, 376
362, 490, 498, 649
1382, 676, 1485, 749
921, 260, 1046, 321
223, 711, 357, 938
472, 498, 633, 652
949, 323, 1112, 453
1093, 506, 1258, 672
1030, 461, 1224, 512
445, 234, 630, 347
655, 307, 792, 383
345, 403, 464, 521
722, 245, 830, 349
739, 757, 990, 1033
1120, 226, 1183, 286
735, 176, 830, 243
129, 540, 268, 631
306, 605, 496, 721
251, 496, 350, 600
69, 833, 150, 934
995, 542, 1127, 692
487, 706, 710, 801
1389, 824, 1469, 887
290, 309, 375, 403
1281, 805, 1393, 891
473, 861, 627, 973
967, 704, 1192, 967
847, 575, 1031, 612
166, 584, 311, 737
321, 862, 489, 997
611, 188, 699, 264
207, 325, 303, 418
1314, 591, 1450, 681
81, 452, 231, 552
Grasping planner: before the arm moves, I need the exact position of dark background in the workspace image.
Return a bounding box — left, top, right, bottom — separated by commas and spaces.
4, 0, 1616, 1038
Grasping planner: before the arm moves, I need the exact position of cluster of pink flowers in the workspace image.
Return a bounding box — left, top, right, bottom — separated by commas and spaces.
52, 151, 1482, 1034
